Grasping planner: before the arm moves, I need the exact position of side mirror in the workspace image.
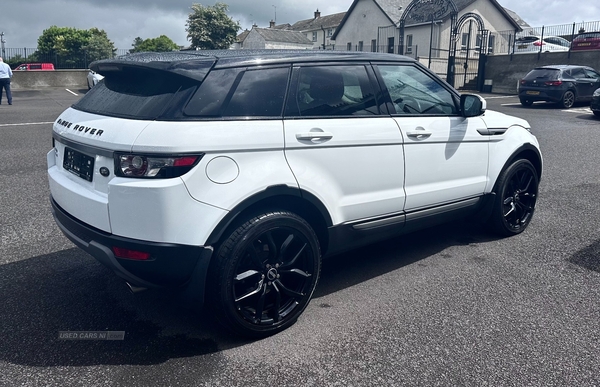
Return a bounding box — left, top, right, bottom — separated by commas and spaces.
460, 94, 486, 117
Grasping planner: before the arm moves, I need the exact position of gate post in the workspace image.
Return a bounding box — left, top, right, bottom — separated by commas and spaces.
477, 54, 487, 92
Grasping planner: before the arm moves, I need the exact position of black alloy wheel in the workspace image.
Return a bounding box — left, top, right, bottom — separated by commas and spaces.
489, 159, 539, 236
209, 211, 321, 338
560, 90, 575, 109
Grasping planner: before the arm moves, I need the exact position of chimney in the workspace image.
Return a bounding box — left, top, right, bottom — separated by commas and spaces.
252, 23, 258, 28
270, 20, 275, 28
314, 9, 321, 19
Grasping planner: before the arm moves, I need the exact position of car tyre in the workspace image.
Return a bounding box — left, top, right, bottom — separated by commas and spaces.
208, 211, 321, 338
520, 98, 533, 107
489, 159, 539, 237
560, 90, 575, 109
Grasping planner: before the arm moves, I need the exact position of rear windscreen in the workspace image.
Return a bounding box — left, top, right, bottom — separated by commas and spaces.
575, 33, 600, 40
524, 69, 560, 80
73, 67, 199, 120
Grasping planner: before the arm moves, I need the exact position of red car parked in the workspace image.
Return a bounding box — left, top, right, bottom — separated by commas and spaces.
570, 32, 600, 51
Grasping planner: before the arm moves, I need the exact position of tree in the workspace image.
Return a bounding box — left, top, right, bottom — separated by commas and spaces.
186, 2, 240, 50
130, 37, 144, 53
129, 35, 180, 53
36, 26, 116, 68
5, 54, 26, 69
84, 28, 117, 63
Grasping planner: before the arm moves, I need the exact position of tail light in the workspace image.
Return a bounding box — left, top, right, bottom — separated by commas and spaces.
544, 81, 562, 86
533, 41, 545, 46
115, 153, 203, 178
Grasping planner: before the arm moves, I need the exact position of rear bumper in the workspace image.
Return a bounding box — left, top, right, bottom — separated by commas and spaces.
518, 89, 563, 103
50, 197, 213, 297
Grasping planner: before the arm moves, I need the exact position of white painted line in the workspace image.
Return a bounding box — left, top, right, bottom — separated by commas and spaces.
501, 103, 523, 106
65, 89, 78, 96
562, 108, 592, 114
0, 122, 54, 127
484, 95, 518, 99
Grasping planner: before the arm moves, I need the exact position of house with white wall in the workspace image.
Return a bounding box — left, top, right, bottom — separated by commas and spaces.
242, 27, 314, 50
288, 10, 347, 50
331, 0, 526, 56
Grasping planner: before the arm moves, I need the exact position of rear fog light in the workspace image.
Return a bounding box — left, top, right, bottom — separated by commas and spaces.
112, 247, 151, 260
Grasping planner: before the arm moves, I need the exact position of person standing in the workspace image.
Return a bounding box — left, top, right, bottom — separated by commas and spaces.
0, 57, 13, 105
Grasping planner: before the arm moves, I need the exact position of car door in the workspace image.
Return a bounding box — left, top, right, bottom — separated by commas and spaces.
583, 68, 600, 98
283, 64, 405, 225
570, 67, 595, 100
374, 63, 489, 211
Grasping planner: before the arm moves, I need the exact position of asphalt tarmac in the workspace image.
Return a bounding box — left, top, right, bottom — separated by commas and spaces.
0, 89, 599, 386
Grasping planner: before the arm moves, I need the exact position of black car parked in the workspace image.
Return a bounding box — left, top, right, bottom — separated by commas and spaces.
518, 65, 600, 108
591, 88, 600, 117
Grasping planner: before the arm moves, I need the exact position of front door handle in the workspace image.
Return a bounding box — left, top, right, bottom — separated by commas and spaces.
296, 132, 334, 141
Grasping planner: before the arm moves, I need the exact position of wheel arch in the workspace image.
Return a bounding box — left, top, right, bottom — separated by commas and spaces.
493, 143, 542, 191
205, 185, 332, 254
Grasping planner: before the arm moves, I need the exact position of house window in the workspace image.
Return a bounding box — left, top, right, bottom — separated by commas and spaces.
312, 31, 318, 42
475, 34, 482, 50
347, 42, 352, 51
406, 34, 413, 54
327, 28, 333, 37
487, 35, 495, 54
358, 41, 364, 51
371, 39, 377, 52
461, 33, 469, 51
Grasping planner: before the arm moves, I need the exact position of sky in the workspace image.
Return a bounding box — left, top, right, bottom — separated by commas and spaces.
1, 0, 599, 50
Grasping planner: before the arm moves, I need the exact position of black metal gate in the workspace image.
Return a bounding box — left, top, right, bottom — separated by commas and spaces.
449, 13, 488, 90
399, 0, 458, 84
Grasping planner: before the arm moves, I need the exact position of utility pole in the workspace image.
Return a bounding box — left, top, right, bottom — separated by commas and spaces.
272, 5, 277, 24
0, 32, 6, 58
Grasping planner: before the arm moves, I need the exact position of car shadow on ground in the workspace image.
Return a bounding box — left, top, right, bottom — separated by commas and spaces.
0, 219, 499, 367
570, 238, 600, 273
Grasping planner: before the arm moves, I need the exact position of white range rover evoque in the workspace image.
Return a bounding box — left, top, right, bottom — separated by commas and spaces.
48, 50, 542, 337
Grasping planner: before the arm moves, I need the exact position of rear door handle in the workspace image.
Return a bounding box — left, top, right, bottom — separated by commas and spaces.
296, 132, 334, 141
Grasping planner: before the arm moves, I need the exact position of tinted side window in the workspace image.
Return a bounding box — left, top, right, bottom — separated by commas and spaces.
584, 69, 600, 79
377, 65, 458, 115
570, 68, 586, 78
184, 67, 289, 118
30, 64, 42, 70
223, 68, 289, 117
184, 68, 242, 117
286, 65, 379, 117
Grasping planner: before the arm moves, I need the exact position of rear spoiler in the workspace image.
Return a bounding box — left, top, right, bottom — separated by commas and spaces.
90, 51, 217, 82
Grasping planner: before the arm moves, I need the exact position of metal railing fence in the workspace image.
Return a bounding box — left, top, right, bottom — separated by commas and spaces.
489, 20, 600, 56
1, 48, 130, 69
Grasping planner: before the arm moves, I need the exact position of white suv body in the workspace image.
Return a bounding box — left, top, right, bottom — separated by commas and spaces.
48, 51, 542, 337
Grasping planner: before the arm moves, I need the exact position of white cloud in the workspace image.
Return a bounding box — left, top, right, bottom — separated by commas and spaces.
2, 0, 599, 49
